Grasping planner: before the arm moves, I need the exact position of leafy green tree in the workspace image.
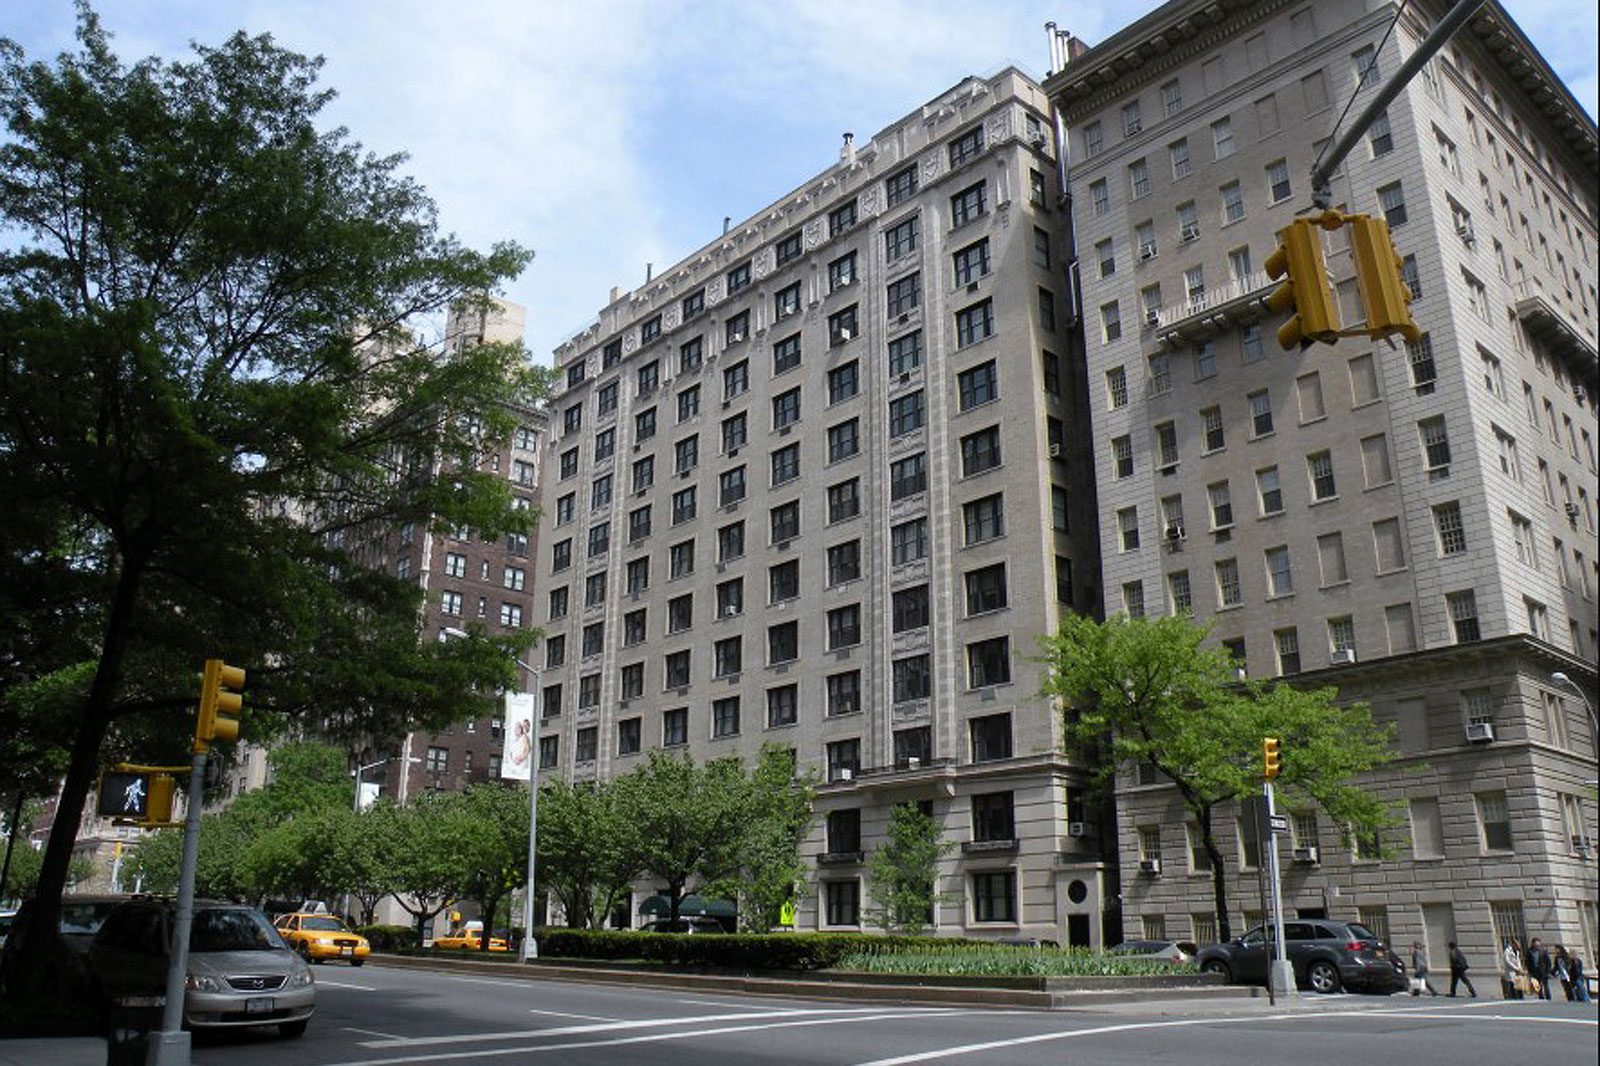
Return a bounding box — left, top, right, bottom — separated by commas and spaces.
0, 10, 541, 986
387, 790, 471, 947
611, 752, 748, 925
704, 745, 818, 933
536, 780, 637, 929
867, 802, 954, 935
1041, 613, 1394, 942
456, 783, 530, 949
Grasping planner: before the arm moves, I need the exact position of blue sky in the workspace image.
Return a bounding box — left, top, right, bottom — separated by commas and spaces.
6, 1, 1596, 364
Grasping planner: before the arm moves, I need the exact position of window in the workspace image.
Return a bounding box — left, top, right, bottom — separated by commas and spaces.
828, 198, 857, 237
828, 304, 859, 346
1129, 158, 1150, 199
889, 391, 925, 437
769, 559, 799, 602
955, 239, 991, 285
828, 671, 862, 717
891, 518, 928, 565
1420, 417, 1451, 470
1378, 182, 1407, 227
893, 654, 931, 702
499, 602, 523, 629
772, 333, 802, 376
1193, 341, 1216, 380
885, 215, 917, 260
1211, 117, 1235, 159
623, 607, 646, 646
827, 604, 862, 650
1352, 44, 1379, 88
775, 231, 802, 266
1118, 507, 1140, 551
1221, 181, 1244, 223
873, 161, 919, 210
1085, 120, 1104, 156
1407, 335, 1436, 392
1161, 78, 1182, 114
1256, 93, 1281, 135
1168, 137, 1191, 179
1216, 558, 1242, 607
1033, 227, 1052, 270
1208, 481, 1234, 529
771, 442, 800, 485
1248, 390, 1273, 437
963, 494, 1005, 545
967, 637, 1011, 688
617, 717, 642, 756
888, 331, 922, 376
774, 281, 801, 319
972, 791, 1015, 842
1201, 406, 1225, 452
958, 361, 998, 410
892, 585, 929, 633
827, 419, 860, 464
890, 453, 927, 500
956, 426, 1000, 478
951, 182, 986, 227
1122, 100, 1142, 136
662, 707, 688, 747
956, 300, 994, 346
886, 274, 920, 318
721, 412, 747, 454
1089, 179, 1109, 216
1112, 435, 1134, 478
772, 387, 801, 429
824, 880, 860, 926
970, 712, 1012, 760
1266, 159, 1291, 202
723, 359, 749, 400
827, 361, 859, 404
1308, 451, 1336, 500
1275, 628, 1301, 675
827, 478, 861, 523
1510, 511, 1538, 568
769, 500, 800, 544
949, 126, 984, 167
768, 620, 799, 664
894, 725, 930, 767
1368, 111, 1393, 155
1106, 366, 1128, 408
1265, 545, 1293, 597
1447, 590, 1480, 642
1476, 791, 1513, 851
972, 871, 1016, 924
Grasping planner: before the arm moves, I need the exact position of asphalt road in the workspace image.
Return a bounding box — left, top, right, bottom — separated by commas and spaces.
186, 962, 1598, 1066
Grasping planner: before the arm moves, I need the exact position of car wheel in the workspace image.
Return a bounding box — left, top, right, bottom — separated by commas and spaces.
1308, 960, 1341, 994
279, 1019, 309, 1039
296, 941, 311, 961
350, 959, 365, 967
1201, 959, 1233, 982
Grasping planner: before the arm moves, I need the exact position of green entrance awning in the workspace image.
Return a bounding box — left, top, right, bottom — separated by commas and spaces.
638, 893, 737, 919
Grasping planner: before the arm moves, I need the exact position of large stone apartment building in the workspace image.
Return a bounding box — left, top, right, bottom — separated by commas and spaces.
539, 70, 1113, 941
1045, 0, 1598, 968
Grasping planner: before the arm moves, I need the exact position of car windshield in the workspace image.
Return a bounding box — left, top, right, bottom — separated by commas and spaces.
301, 917, 346, 932
191, 909, 284, 952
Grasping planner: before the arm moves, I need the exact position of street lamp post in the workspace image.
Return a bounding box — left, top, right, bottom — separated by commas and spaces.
1551, 672, 1599, 772
442, 627, 541, 962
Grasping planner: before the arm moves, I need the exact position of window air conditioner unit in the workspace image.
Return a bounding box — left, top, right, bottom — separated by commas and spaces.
835, 767, 855, 782
729, 331, 746, 343
722, 605, 739, 618
1456, 223, 1475, 244
1067, 821, 1088, 838
1180, 223, 1199, 242
1165, 522, 1186, 542
1292, 845, 1320, 864
1139, 242, 1158, 260
1330, 647, 1357, 665
1573, 836, 1594, 858
1565, 502, 1581, 520
1139, 857, 1162, 875
1030, 132, 1048, 148
1145, 310, 1161, 327
1465, 721, 1495, 744
1125, 120, 1142, 135
838, 328, 852, 341
906, 756, 922, 769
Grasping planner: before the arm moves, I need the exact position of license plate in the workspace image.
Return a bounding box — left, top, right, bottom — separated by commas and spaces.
341, 946, 353, 956
245, 998, 275, 1014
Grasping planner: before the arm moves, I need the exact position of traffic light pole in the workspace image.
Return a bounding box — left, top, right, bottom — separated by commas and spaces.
148, 748, 210, 1066
1311, 0, 1488, 207
1263, 781, 1296, 999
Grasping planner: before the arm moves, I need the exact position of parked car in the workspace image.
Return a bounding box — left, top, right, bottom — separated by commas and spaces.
273, 912, 370, 966
995, 936, 1062, 949
641, 918, 725, 934
0, 909, 16, 949
433, 922, 509, 952
88, 898, 315, 1038
1110, 939, 1198, 965
1193, 920, 1405, 993
4, 894, 130, 959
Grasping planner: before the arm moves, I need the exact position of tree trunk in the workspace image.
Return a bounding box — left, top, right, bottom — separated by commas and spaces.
1198, 805, 1231, 942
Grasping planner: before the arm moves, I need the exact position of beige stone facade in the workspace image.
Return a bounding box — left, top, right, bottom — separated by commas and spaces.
1047, 0, 1598, 971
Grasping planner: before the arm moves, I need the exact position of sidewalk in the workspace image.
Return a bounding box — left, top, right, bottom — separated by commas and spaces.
0, 1038, 105, 1066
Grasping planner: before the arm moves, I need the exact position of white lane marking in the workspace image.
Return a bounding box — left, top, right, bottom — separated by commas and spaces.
316, 979, 379, 991
526, 1008, 620, 1022
440, 975, 538, 989
852, 1005, 1597, 1066
671, 996, 792, 1010
323, 1010, 972, 1066
344, 1027, 405, 1040
356, 1006, 918, 1048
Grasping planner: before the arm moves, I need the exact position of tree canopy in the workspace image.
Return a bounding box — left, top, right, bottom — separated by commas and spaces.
1042, 613, 1394, 941
0, 6, 542, 984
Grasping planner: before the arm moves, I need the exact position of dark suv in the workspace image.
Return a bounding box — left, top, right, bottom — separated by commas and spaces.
1193, 920, 1404, 993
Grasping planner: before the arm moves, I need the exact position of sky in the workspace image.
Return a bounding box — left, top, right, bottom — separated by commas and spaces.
6, 1, 1596, 365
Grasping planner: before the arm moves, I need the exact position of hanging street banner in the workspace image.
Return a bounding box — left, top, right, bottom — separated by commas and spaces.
501, 691, 536, 782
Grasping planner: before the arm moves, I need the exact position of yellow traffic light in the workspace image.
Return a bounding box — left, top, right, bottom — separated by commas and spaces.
1347, 213, 1421, 344
1262, 736, 1282, 780
196, 658, 246, 749
1265, 219, 1340, 350
145, 773, 176, 825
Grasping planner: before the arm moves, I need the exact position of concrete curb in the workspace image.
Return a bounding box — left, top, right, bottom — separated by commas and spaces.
0, 1038, 106, 1066
368, 955, 1253, 1010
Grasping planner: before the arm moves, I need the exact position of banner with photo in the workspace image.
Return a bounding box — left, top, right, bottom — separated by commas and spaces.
500, 691, 536, 782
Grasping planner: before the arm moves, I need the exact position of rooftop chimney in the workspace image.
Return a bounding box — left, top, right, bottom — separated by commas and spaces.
841, 131, 856, 166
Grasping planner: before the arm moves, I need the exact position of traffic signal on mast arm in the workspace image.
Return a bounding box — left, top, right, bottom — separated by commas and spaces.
1265, 218, 1341, 350
195, 658, 246, 749
97, 768, 177, 827
1262, 737, 1282, 780
1347, 213, 1422, 344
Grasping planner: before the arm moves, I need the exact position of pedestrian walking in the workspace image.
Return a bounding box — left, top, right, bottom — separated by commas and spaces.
1568, 951, 1591, 1002
1503, 938, 1527, 999
1409, 941, 1440, 996
1527, 937, 1553, 1000
1552, 945, 1573, 1001
1447, 940, 1477, 998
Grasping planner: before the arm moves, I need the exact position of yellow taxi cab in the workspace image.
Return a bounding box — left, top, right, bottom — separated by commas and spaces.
433, 922, 509, 952
274, 912, 371, 966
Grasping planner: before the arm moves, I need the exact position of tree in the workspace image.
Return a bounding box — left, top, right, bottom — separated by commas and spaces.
704, 745, 817, 933
1042, 613, 1394, 942
536, 780, 637, 930
867, 802, 954, 935
0, 9, 541, 988
386, 790, 471, 948
611, 752, 748, 925
455, 783, 530, 949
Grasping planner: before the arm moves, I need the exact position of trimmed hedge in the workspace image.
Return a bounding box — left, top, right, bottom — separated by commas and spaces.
356, 924, 418, 952
534, 929, 984, 971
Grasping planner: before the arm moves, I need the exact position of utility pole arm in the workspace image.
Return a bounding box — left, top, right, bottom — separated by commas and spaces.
1311, 0, 1489, 207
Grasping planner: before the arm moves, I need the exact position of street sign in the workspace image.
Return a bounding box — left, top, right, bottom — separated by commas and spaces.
98, 771, 151, 819
1267, 814, 1289, 834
